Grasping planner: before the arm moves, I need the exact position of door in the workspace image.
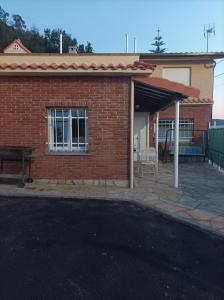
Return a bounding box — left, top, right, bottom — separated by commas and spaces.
134, 112, 149, 161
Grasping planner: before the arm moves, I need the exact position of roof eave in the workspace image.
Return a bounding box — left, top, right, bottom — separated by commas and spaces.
140, 52, 224, 59
0, 69, 154, 76
132, 76, 200, 99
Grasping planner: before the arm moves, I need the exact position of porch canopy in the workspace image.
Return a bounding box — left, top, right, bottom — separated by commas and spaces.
132, 76, 200, 112
130, 76, 200, 189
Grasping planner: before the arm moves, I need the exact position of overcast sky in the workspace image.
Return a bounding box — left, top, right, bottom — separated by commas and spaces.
1, 0, 224, 118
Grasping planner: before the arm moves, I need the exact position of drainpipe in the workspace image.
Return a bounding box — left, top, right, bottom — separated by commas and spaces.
130, 80, 134, 188
155, 112, 159, 172
174, 100, 180, 188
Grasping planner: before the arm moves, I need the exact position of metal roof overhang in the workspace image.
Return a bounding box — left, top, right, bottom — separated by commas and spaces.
132, 76, 200, 114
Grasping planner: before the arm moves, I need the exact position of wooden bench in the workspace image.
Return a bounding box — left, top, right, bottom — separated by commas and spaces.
0, 146, 33, 187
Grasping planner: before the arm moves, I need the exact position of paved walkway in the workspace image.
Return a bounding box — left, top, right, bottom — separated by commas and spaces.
0, 162, 223, 236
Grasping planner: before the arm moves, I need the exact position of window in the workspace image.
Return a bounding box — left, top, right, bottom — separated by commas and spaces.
163, 68, 191, 85
158, 119, 193, 141
48, 108, 88, 153
158, 120, 173, 141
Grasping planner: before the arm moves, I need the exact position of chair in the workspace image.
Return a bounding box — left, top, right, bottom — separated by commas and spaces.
139, 147, 157, 178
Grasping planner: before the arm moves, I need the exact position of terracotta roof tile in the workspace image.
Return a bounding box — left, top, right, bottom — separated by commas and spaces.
0, 61, 155, 71
132, 76, 200, 98
182, 97, 213, 104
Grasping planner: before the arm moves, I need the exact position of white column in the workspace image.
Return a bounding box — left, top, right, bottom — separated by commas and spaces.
174, 100, 179, 188
130, 80, 134, 188
155, 112, 159, 170
146, 113, 150, 148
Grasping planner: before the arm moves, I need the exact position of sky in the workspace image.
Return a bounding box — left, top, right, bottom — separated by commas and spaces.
1, 0, 224, 118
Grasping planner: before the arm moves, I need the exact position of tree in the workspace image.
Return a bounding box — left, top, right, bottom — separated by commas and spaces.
85, 41, 93, 53
149, 28, 166, 53
44, 29, 79, 53
12, 14, 26, 30
77, 44, 85, 53
26, 26, 45, 53
0, 6, 9, 24
0, 5, 94, 53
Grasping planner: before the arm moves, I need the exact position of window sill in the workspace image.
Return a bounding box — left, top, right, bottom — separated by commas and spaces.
48, 152, 89, 156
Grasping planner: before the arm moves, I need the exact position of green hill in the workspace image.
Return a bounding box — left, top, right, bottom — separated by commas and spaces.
0, 6, 93, 53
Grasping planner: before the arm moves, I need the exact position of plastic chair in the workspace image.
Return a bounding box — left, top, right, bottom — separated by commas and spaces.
139, 147, 157, 177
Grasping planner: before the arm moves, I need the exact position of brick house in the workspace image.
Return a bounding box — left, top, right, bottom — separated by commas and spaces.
0, 40, 222, 188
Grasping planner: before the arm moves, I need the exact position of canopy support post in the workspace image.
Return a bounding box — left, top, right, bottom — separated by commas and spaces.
174, 100, 180, 188
155, 112, 159, 173
130, 80, 134, 189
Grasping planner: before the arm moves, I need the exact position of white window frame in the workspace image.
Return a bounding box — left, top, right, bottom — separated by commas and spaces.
158, 119, 193, 142
48, 108, 88, 153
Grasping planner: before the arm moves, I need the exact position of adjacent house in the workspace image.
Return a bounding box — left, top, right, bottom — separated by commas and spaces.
0, 39, 223, 188
137, 52, 223, 153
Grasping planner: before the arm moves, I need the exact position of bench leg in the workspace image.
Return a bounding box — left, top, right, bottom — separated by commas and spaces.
16, 176, 25, 188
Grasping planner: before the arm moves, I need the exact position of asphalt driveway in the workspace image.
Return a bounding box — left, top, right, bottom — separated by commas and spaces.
0, 196, 224, 300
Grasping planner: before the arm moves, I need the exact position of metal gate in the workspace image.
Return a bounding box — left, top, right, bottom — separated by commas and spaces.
162, 129, 208, 161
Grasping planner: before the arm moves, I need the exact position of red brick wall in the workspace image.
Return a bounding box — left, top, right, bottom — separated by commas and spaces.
149, 103, 213, 144
0, 76, 130, 180
159, 104, 213, 130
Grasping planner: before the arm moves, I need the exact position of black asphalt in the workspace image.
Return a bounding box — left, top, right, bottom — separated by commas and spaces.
0, 196, 224, 300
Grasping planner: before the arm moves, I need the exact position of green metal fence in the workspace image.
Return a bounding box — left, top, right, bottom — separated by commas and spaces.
208, 127, 224, 169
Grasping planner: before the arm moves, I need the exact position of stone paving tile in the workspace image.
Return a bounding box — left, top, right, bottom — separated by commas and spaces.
0, 162, 223, 236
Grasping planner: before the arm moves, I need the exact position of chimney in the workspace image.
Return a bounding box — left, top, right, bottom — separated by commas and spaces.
68, 46, 78, 54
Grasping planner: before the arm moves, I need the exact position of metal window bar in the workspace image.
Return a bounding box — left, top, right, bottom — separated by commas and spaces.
54, 109, 57, 152
48, 108, 88, 153
48, 110, 51, 152
159, 119, 193, 141
78, 110, 80, 152
85, 109, 87, 152
69, 109, 72, 151
62, 109, 64, 152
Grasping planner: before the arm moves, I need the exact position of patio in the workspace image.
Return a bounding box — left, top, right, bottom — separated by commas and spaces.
0, 162, 223, 236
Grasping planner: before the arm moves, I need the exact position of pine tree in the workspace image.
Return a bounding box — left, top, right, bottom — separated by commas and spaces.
85, 41, 93, 53
0, 6, 9, 24
149, 28, 166, 53
12, 14, 26, 30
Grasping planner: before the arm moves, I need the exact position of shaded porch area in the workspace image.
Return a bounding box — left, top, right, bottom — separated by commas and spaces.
130, 76, 200, 188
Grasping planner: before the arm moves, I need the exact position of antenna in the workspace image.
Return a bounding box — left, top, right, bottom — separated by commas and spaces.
134, 37, 137, 53
125, 33, 128, 53
204, 24, 215, 52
